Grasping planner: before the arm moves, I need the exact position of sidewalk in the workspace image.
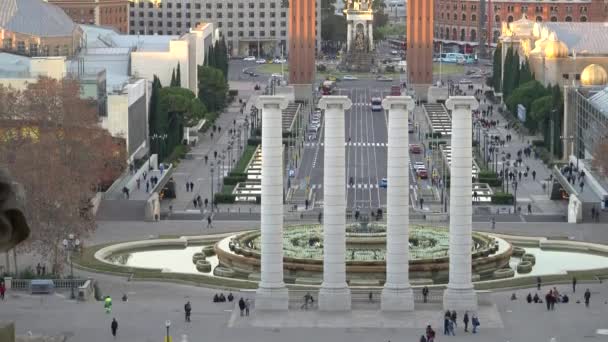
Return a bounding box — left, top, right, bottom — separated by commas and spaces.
162, 89, 260, 216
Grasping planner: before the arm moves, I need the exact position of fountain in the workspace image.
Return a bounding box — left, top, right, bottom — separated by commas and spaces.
341, 0, 375, 72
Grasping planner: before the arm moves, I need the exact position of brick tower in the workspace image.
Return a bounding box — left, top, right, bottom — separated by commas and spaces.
289, 0, 316, 101
407, 0, 434, 97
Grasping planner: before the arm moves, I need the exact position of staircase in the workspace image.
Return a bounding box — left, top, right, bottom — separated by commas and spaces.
342, 51, 374, 72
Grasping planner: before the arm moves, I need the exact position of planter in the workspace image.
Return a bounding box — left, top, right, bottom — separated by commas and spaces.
196, 260, 211, 273
213, 267, 236, 278
493, 268, 515, 279
202, 245, 215, 257
517, 261, 533, 273
522, 253, 536, 265
192, 253, 205, 264
512, 246, 526, 257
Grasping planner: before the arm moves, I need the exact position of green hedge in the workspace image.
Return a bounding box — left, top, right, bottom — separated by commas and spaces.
228, 89, 239, 97
531, 140, 545, 147
165, 144, 190, 164
426, 132, 443, 139
233, 145, 257, 174
247, 138, 261, 146
479, 177, 502, 187
222, 184, 236, 195
223, 175, 246, 185
491, 192, 514, 204
478, 170, 498, 178
214, 193, 236, 203
228, 172, 247, 178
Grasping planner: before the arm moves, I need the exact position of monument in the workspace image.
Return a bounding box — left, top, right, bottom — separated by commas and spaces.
407, 0, 434, 99
253, 94, 480, 313
342, 0, 374, 72
288, 0, 316, 102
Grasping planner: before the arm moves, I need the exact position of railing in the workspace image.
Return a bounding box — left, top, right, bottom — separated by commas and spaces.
10, 279, 87, 290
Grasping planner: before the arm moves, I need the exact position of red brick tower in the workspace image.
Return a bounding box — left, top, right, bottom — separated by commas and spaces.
407, 0, 434, 90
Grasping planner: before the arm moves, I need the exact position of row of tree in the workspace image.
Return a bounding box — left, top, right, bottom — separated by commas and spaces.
206, 38, 229, 80
492, 44, 563, 158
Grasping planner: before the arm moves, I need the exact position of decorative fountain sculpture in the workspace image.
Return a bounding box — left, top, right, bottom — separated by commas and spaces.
342, 0, 375, 72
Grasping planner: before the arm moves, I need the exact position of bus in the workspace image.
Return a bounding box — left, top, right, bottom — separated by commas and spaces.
439, 53, 476, 64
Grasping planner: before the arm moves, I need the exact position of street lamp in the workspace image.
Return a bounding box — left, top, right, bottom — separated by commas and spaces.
512, 180, 518, 213
210, 163, 214, 213
165, 320, 171, 342
62, 234, 80, 300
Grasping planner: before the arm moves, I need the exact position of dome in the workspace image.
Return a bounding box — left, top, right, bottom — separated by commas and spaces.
581, 64, 608, 86
544, 33, 569, 58
509, 14, 535, 36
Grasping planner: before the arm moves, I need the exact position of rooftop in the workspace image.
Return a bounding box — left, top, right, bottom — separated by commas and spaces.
588, 86, 608, 116
0, 0, 76, 37
541, 22, 608, 56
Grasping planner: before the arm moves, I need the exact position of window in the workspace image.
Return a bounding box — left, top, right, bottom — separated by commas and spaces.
565, 16, 572, 22
260, 21, 265, 27
29, 43, 38, 56
249, 12, 254, 18
217, 12, 222, 18
536, 16, 542, 22
227, 3, 233, 9
462, 13, 466, 21
471, 14, 476, 22
130, 20, 135, 26
248, 22, 254, 27
216, 3, 222, 9
270, 2, 275, 8
206, 3, 211, 9
186, 3, 190, 9
228, 31, 233, 37
228, 22, 233, 27
238, 3, 243, 9
580, 16, 588, 22
238, 12, 244, 18
249, 31, 254, 37
195, 4, 201, 9
270, 12, 275, 18
176, 22, 181, 27
270, 30, 275, 36
260, 12, 265, 18
238, 31, 243, 37
238, 22, 244, 28
260, 31, 265, 37
228, 13, 233, 18
280, 21, 286, 27
177, 12, 181, 18
167, 12, 172, 18
249, 3, 254, 9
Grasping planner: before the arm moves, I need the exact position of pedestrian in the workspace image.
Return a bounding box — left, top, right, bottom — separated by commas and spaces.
184, 301, 192, 322
580, 181, 585, 192
537, 276, 542, 290
204, 155, 208, 164
491, 216, 496, 230
143, 170, 147, 180
41, 264, 45, 275
193, 198, 198, 208
473, 191, 478, 202
532, 170, 536, 181
305, 199, 309, 210
471, 315, 480, 333
443, 310, 451, 335
204, 198, 209, 208
110, 318, 118, 338
368, 291, 373, 303
245, 298, 250, 316
207, 216, 212, 228
422, 286, 429, 303
136, 178, 140, 189
420, 197, 424, 209
197, 195, 202, 208
146, 181, 150, 193
572, 277, 577, 293
318, 212, 323, 224
36, 263, 41, 276
545, 291, 552, 310
238, 298, 245, 316
0, 281, 5, 300
584, 288, 591, 307
451, 310, 457, 328
527, 203, 532, 214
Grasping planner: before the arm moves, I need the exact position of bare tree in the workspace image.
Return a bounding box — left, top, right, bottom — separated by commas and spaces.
0, 78, 126, 273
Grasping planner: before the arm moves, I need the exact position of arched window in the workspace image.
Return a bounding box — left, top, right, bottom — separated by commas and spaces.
550, 16, 558, 22
495, 15, 501, 23
452, 28, 457, 40
565, 16, 572, 22
462, 13, 466, 21
580, 16, 587, 22
453, 13, 457, 20
536, 16, 542, 22
470, 29, 477, 42
472, 14, 477, 22
508, 15, 514, 22
440, 27, 444, 39
460, 28, 466, 41
493, 31, 500, 43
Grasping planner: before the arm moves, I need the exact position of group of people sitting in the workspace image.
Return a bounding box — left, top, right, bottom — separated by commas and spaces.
213, 293, 234, 303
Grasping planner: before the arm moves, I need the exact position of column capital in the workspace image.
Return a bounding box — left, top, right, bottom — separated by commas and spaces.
318, 96, 352, 111
445, 96, 479, 111
256, 95, 289, 110
382, 96, 415, 111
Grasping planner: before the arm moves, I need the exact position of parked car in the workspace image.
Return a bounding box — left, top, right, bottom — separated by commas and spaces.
409, 144, 422, 154
243, 56, 256, 61
376, 75, 393, 82
379, 178, 387, 188
413, 161, 425, 170
343, 75, 358, 80
417, 168, 428, 179
256, 59, 267, 64
273, 58, 287, 64
391, 50, 400, 55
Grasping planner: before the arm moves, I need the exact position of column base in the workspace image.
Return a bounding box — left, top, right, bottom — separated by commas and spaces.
255, 286, 289, 311
443, 286, 478, 312
381, 286, 415, 311
318, 286, 351, 311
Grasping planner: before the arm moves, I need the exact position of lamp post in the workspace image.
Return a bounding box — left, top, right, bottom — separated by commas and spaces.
210, 163, 214, 213
62, 234, 80, 300
165, 320, 171, 342
512, 180, 518, 213
560, 134, 576, 168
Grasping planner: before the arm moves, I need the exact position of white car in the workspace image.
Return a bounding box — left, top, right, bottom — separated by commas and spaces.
343, 75, 358, 80
243, 56, 256, 61
256, 59, 267, 64
413, 162, 425, 170
273, 58, 287, 64
271, 73, 284, 79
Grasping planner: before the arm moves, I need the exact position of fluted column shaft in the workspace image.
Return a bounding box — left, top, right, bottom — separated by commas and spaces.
256, 95, 289, 311
318, 95, 352, 312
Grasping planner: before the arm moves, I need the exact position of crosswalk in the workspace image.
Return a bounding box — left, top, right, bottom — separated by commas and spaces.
305, 142, 388, 148
309, 183, 383, 190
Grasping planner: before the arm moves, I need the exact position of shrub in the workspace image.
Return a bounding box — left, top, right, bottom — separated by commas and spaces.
317, 64, 327, 72
165, 144, 190, 164
247, 138, 261, 146
479, 177, 502, 187
223, 175, 246, 185
385, 65, 396, 73
228, 89, 239, 97
491, 192, 514, 204
233, 145, 257, 174
214, 193, 236, 203
531, 140, 545, 147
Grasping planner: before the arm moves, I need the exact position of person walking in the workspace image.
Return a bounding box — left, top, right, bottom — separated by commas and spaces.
463, 312, 469, 332
572, 277, 577, 293
422, 286, 429, 303
110, 318, 118, 339
537, 276, 542, 290
451, 310, 457, 328
184, 301, 192, 322
238, 298, 245, 316
207, 216, 212, 228
584, 288, 591, 307
491, 216, 496, 230
0, 281, 5, 300
471, 315, 480, 334
527, 203, 532, 214
245, 299, 250, 316
532, 170, 536, 181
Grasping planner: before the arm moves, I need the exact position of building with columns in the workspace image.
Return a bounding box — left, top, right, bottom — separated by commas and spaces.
407, 0, 434, 95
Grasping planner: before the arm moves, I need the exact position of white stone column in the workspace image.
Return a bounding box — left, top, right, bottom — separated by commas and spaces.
381, 96, 416, 312
255, 95, 289, 311
347, 22, 353, 52
368, 22, 374, 51
318, 95, 352, 311
443, 96, 479, 311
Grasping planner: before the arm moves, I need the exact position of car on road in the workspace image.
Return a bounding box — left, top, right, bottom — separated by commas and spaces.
256, 59, 267, 64
409, 144, 422, 154
408, 122, 415, 133
343, 75, 358, 80
243, 56, 256, 61
273, 58, 287, 64
391, 50, 400, 55
247, 71, 259, 77
413, 161, 425, 170
390, 85, 401, 96
470, 74, 483, 79
371, 97, 383, 112
379, 178, 387, 188
417, 167, 428, 179
376, 75, 393, 82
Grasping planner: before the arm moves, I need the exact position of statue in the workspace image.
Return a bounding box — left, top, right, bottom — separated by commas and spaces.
0, 168, 30, 252
345, 0, 371, 11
